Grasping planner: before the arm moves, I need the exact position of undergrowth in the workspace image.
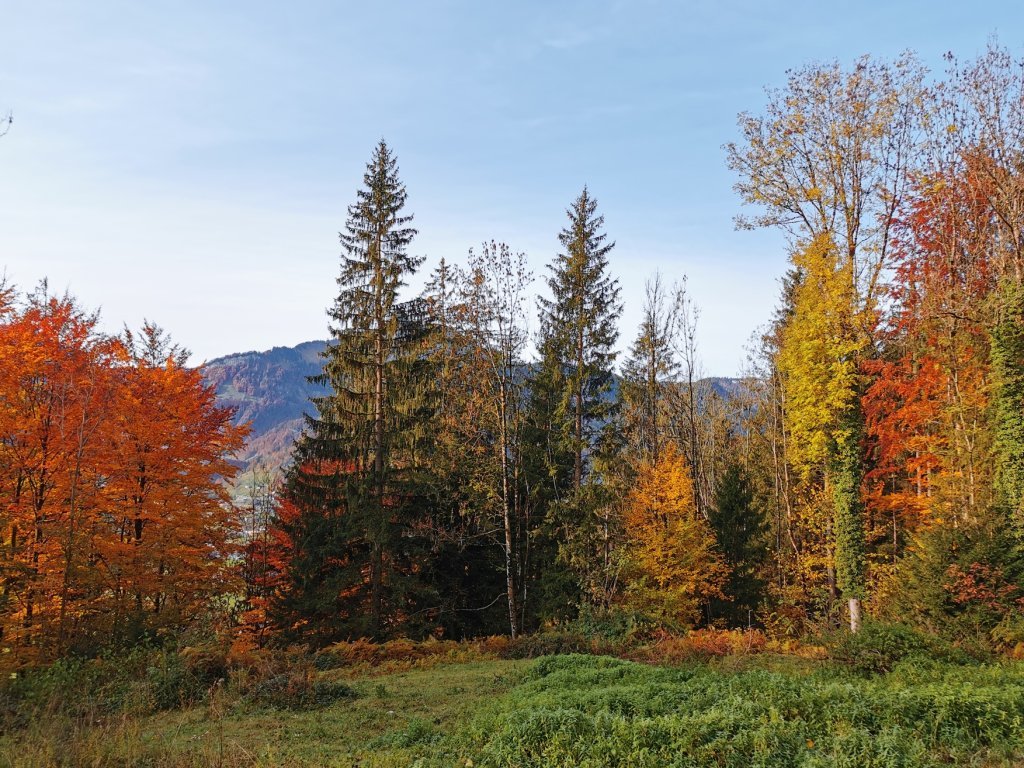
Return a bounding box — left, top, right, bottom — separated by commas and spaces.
472, 654, 1024, 767
2, 628, 1022, 766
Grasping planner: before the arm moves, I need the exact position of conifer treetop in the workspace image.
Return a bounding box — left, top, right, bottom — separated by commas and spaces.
334, 139, 422, 333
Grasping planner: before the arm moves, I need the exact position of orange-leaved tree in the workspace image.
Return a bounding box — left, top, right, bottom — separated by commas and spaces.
864, 167, 996, 535
0, 286, 122, 663
97, 323, 247, 645
0, 286, 247, 668
620, 442, 726, 627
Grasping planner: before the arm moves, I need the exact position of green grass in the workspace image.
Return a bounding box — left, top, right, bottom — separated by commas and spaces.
0, 658, 530, 767
3, 653, 1024, 767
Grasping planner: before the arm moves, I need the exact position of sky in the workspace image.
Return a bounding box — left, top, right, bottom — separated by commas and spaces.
2, 1, 1023, 376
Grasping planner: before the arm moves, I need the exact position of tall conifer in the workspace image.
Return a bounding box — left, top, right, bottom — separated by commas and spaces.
535, 187, 622, 493
530, 187, 622, 614
708, 463, 769, 627
275, 141, 432, 642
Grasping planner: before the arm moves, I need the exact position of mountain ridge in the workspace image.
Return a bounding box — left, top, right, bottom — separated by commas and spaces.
202, 340, 329, 473
201, 339, 745, 474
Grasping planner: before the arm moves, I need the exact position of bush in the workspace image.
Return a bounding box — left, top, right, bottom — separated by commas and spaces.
499, 631, 615, 660
823, 621, 970, 674
243, 671, 356, 710
635, 628, 768, 663
229, 652, 358, 710
145, 652, 214, 710
309, 635, 513, 675
0, 647, 158, 721
0, 643, 364, 727
568, 605, 659, 643
993, 613, 1024, 658
369, 717, 441, 749
179, 643, 229, 681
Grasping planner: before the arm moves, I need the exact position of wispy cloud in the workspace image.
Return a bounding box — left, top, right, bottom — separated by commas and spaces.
541, 27, 602, 51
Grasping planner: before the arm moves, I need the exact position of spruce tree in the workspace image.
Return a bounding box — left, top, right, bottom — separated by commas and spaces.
274, 140, 432, 642
708, 463, 768, 627
535, 186, 622, 493
530, 187, 623, 615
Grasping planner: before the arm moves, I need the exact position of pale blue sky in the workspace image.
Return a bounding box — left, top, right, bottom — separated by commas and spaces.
2, 1, 1021, 374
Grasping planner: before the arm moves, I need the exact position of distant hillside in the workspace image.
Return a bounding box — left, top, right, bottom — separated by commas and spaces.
202, 340, 328, 474
703, 377, 746, 401
203, 340, 747, 475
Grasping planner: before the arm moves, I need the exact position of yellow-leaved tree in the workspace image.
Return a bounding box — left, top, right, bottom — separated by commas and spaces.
777, 234, 861, 476
621, 443, 726, 627
776, 233, 867, 630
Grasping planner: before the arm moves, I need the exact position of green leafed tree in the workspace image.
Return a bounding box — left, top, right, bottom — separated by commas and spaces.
831, 399, 867, 629
991, 278, 1024, 536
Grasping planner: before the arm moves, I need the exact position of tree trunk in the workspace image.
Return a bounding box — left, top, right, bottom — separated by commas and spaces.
498, 384, 522, 637
574, 322, 585, 493
849, 597, 862, 633
371, 248, 386, 638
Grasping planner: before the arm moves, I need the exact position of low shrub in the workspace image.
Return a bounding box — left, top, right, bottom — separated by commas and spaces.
0, 646, 161, 721
316, 631, 618, 666
499, 631, 616, 660
0, 643, 363, 727
567, 605, 660, 643
226, 651, 358, 710
633, 628, 769, 663
825, 621, 978, 674
312, 635, 512, 675
178, 642, 229, 681
369, 716, 441, 749
825, 621, 931, 674
145, 651, 216, 710
242, 670, 356, 710
993, 613, 1024, 658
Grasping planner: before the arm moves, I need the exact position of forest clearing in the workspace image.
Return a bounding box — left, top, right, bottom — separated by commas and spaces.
5, 4, 1024, 765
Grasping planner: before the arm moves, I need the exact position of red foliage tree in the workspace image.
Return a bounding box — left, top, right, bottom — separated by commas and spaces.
0, 287, 247, 667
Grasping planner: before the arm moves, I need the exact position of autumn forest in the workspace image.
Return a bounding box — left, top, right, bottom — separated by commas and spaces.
5, 41, 1024, 767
